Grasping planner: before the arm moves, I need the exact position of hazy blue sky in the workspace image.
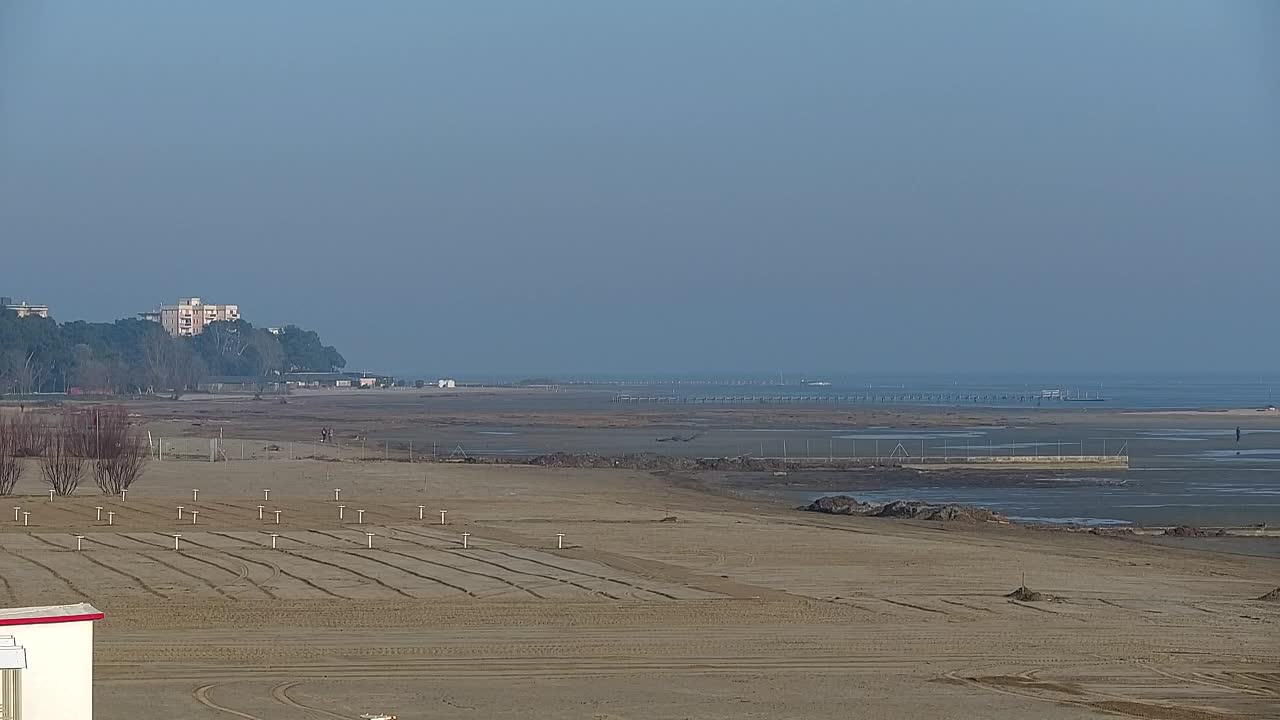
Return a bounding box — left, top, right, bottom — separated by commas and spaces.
2, 2, 1276, 375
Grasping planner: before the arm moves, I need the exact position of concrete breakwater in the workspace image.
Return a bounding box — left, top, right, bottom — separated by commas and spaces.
733, 455, 1130, 470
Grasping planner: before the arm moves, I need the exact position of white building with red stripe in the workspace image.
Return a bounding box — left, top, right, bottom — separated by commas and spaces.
0, 603, 103, 720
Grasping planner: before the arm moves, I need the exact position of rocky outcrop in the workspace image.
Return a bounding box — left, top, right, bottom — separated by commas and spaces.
526, 452, 698, 471
1165, 525, 1227, 538
803, 495, 869, 515
801, 495, 1007, 523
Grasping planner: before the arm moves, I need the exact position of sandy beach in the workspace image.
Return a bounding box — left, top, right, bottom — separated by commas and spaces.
2, 426, 1277, 719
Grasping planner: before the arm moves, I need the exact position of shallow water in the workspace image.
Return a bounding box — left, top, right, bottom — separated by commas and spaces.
780, 465, 1280, 527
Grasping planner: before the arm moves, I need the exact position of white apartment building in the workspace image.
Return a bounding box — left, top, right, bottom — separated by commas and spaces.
140, 297, 240, 337
0, 297, 49, 319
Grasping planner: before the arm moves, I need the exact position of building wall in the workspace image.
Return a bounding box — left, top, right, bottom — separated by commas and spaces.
149, 298, 241, 336
3, 302, 49, 318
6, 620, 94, 720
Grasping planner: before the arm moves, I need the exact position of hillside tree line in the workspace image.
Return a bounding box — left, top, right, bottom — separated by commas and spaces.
0, 311, 346, 397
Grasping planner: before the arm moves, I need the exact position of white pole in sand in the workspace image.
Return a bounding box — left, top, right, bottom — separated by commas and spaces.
107, 511, 115, 525
418, 505, 425, 520
121, 489, 127, 503
557, 533, 565, 549
192, 489, 199, 501
263, 489, 271, 501
440, 510, 447, 525
365, 532, 375, 549
461, 532, 470, 549
357, 509, 365, 524
338, 505, 346, 520
177, 505, 185, 519
258, 505, 265, 520
190, 510, 199, 525
270, 533, 279, 549
12, 506, 19, 522
273, 510, 282, 525
49, 490, 54, 502
95, 506, 103, 521
22, 512, 29, 527
75, 535, 85, 551
334, 489, 341, 501
173, 534, 182, 550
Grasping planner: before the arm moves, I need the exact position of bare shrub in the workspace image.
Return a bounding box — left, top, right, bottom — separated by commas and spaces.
89, 406, 149, 495
40, 428, 85, 496
0, 417, 24, 496
9, 413, 48, 457
61, 407, 96, 458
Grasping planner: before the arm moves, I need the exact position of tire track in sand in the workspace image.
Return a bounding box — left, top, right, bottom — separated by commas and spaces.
272, 549, 415, 599
441, 548, 620, 600
310, 529, 541, 599
27, 534, 71, 550
86, 534, 234, 600
76, 550, 169, 599
271, 681, 350, 719
479, 546, 675, 600
942, 669, 1235, 720
192, 683, 266, 720
0, 571, 15, 604
202, 532, 343, 599
391, 527, 620, 599
284, 532, 473, 597
1, 548, 91, 598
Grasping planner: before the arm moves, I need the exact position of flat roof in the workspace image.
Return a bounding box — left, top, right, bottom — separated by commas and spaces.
0, 603, 104, 627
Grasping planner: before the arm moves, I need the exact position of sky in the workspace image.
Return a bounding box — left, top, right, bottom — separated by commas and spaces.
1, 2, 1277, 376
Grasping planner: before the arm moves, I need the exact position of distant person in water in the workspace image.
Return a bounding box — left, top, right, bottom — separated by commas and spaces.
1236, 426, 1242, 443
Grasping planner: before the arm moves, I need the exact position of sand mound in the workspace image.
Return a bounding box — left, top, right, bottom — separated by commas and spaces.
1257, 587, 1280, 602
1005, 585, 1058, 602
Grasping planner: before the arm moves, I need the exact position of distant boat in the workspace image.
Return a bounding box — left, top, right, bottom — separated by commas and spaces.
802, 380, 832, 387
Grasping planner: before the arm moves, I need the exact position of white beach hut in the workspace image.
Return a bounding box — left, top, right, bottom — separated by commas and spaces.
0, 603, 104, 720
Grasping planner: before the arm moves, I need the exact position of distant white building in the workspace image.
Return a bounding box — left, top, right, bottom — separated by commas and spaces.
437, 379, 456, 389
0, 603, 103, 720
140, 297, 240, 337
0, 297, 49, 319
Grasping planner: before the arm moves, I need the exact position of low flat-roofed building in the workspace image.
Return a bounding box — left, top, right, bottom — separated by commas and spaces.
0, 602, 103, 720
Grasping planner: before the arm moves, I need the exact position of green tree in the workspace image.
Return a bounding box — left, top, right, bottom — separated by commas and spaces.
277, 325, 346, 372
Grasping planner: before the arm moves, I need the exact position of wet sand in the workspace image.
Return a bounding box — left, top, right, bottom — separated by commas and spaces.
125, 388, 1280, 527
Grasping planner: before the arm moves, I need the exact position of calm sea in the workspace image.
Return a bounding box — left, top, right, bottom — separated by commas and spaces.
600, 373, 1280, 410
